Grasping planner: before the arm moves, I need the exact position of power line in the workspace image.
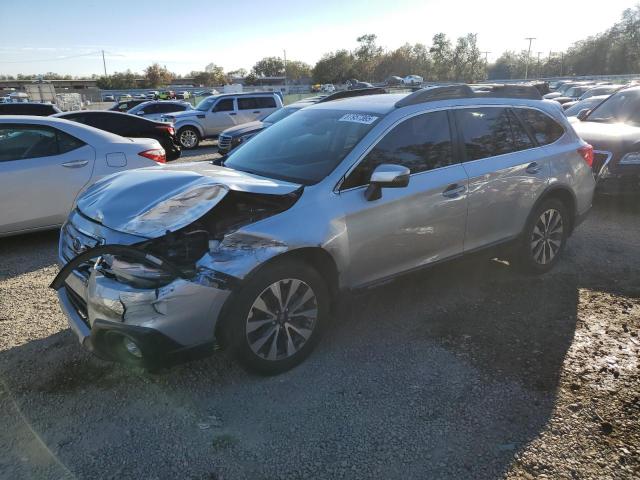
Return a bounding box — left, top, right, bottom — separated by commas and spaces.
0, 51, 102, 64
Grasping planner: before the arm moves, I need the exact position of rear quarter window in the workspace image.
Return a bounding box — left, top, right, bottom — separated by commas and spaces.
254, 97, 277, 108
515, 108, 564, 145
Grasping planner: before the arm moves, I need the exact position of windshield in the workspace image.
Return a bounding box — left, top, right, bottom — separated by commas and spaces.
195, 96, 217, 111
564, 97, 604, 116
587, 88, 640, 125
558, 84, 573, 94
262, 106, 299, 124
224, 108, 381, 185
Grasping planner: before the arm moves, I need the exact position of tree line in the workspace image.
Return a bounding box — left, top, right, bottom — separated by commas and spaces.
488, 5, 640, 79
1, 5, 638, 87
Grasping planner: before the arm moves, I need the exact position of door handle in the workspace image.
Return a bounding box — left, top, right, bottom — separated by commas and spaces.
253, 110, 261, 114
61, 160, 88, 168
229, 112, 237, 116
526, 162, 542, 174
442, 183, 466, 198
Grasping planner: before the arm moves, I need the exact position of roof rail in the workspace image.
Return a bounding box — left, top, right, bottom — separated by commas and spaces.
318, 87, 387, 103
395, 83, 542, 108
470, 83, 542, 100
394, 85, 474, 107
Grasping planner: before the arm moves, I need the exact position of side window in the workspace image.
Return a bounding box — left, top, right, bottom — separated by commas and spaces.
0, 125, 57, 161
237, 97, 258, 110
140, 104, 158, 114
213, 98, 234, 112
341, 110, 453, 190
57, 130, 85, 154
516, 108, 564, 146
455, 107, 526, 161
508, 110, 535, 151
254, 97, 277, 108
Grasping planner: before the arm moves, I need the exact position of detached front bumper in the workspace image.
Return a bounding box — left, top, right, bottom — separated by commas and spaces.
53, 213, 234, 367
56, 269, 231, 367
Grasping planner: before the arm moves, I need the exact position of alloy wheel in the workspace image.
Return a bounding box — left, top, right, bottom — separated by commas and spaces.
531, 208, 564, 265
179, 129, 198, 148
246, 278, 318, 361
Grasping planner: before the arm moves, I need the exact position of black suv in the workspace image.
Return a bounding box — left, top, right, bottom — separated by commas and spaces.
0, 102, 61, 116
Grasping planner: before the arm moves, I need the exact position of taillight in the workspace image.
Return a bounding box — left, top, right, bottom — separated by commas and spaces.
139, 148, 166, 164
578, 144, 593, 168
156, 125, 175, 136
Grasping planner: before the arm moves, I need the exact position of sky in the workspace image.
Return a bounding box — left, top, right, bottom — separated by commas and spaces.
0, 0, 635, 77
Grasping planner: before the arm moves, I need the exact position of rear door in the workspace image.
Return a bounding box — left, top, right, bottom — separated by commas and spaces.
454, 106, 549, 252
339, 110, 469, 286
0, 124, 95, 233
203, 97, 237, 136
236, 96, 259, 123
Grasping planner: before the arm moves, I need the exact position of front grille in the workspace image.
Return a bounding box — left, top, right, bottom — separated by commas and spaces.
218, 135, 232, 151
593, 151, 612, 177
65, 286, 89, 325
60, 218, 102, 263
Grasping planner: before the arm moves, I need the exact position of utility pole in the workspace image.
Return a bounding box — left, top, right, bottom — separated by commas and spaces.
560, 52, 564, 77
537, 51, 543, 78
101, 50, 107, 77
524, 37, 536, 80
282, 49, 287, 93
481, 51, 491, 79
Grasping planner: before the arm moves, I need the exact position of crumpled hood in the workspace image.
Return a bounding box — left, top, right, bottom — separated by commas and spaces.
77, 163, 301, 238
572, 120, 640, 153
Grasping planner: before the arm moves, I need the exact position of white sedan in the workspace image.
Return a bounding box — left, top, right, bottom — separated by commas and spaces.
0, 116, 165, 237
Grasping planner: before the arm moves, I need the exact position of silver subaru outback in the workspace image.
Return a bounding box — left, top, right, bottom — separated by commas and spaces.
52, 85, 596, 374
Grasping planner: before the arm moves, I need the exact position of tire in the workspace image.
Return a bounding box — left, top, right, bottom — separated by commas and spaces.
178, 126, 200, 149
222, 259, 329, 375
514, 198, 569, 274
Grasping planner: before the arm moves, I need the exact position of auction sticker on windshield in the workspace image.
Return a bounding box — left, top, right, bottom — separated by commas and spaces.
339, 113, 379, 124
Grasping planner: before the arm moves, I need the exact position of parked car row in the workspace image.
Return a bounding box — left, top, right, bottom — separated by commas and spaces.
102, 89, 218, 103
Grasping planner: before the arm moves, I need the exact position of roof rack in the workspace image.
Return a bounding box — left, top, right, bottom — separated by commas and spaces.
470, 83, 542, 100
318, 87, 387, 103
394, 85, 474, 107
395, 83, 541, 108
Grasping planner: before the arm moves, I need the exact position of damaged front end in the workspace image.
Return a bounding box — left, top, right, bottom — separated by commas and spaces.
52, 166, 302, 367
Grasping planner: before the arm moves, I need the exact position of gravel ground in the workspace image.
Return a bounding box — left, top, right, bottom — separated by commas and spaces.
0, 196, 638, 480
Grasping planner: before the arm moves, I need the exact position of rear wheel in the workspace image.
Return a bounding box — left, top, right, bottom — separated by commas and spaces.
514, 198, 569, 274
178, 126, 200, 149
222, 260, 329, 375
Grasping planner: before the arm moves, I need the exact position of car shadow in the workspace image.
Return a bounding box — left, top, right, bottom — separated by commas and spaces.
0, 199, 637, 479
0, 229, 59, 280
0, 254, 583, 480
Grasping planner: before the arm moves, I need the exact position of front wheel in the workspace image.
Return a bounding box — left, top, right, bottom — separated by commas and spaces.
178, 126, 200, 149
514, 198, 569, 274
222, 260, 329, 375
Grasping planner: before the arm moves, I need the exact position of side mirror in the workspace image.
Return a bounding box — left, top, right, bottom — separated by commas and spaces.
365, 164, 410, 201
577, 109, 590, 121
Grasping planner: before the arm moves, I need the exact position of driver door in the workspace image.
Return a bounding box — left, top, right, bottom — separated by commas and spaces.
0, 124, 95, 234
205, 97, 237, 135
338, 110, 469, 287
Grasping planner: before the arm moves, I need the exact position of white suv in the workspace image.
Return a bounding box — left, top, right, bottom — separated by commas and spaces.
163, 92, 283, 149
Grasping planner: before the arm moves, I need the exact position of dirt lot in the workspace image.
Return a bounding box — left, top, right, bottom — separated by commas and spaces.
0, 191, 638, 479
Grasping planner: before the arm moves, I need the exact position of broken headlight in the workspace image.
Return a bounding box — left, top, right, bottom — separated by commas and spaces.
118, 184, 228, 237
103, 255, 175, 288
